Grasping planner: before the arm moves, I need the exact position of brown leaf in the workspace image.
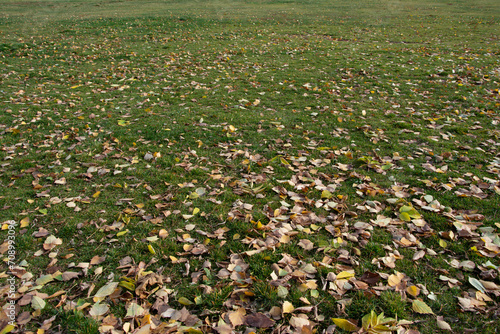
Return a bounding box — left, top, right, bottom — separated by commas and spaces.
359, 271, 381, 285
17, 311, 32, 325
0, 242, 8, 254
90, 255, 106, 265
245, 313, 275, 328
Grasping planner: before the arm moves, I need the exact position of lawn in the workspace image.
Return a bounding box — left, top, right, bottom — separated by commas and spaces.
1, 0, 500, 333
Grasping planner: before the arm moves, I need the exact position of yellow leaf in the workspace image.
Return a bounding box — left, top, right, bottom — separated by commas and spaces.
0, 324, 15, 334
280, 157, 290, 165
119, 280, 136, 292
399, 212, 411, 222
332, 318, 359, 331
407, 285, 420, 297
20, 216, 29, 228
282, 301, 294, 314
92, 191, 101, 198
193, 208, 200, 215
321, 190, 333, 199
439, 239, 447, 248
148, 245, 156, 255
388, 275, 401, 287
116, 230, 129, 237
412, 300, 434, 314
178, 297, 194, 306
274, 208, 281, 217
336, 271, 355, 280
141, 314, 152, 326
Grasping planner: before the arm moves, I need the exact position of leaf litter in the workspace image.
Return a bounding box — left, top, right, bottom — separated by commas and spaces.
1, 1, 500, 333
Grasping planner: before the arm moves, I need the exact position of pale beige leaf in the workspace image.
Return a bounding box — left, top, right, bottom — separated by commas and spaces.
298, 239, 314, 250
412, 250, 425, 261
228, 307, 246, 327
436, 316, 452, 331
135, 324, 151, 334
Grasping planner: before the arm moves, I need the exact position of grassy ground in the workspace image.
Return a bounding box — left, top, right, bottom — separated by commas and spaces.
1, 0, 499, 333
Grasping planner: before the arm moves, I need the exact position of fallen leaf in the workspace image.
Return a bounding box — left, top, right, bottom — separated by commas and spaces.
89, 302, 109, 318
93, 282, 119, 302
178, 297, 194, 306
469, 277, 486, 293
332, 318, 359, 331
412, 300, 434, 314
31, 295, 46, 310
407, 285, 420, 297
126, 302, 145, 318
245, 313, 275, 328
228, 307, 246, 327
282, 301, 294, 314
436, 316, 452, 331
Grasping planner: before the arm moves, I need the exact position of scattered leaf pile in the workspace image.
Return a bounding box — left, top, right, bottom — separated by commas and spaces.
1, 0, 500, 333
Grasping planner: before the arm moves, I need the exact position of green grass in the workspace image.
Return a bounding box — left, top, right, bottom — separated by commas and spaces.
1, 0, 500, 333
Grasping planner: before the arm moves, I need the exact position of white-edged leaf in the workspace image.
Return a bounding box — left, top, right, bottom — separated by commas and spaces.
93, 282, 119, 301
89, 302, 109, 318
469, 277, 486, 293
126, 302, 145, 318
31, 295, 46, 310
